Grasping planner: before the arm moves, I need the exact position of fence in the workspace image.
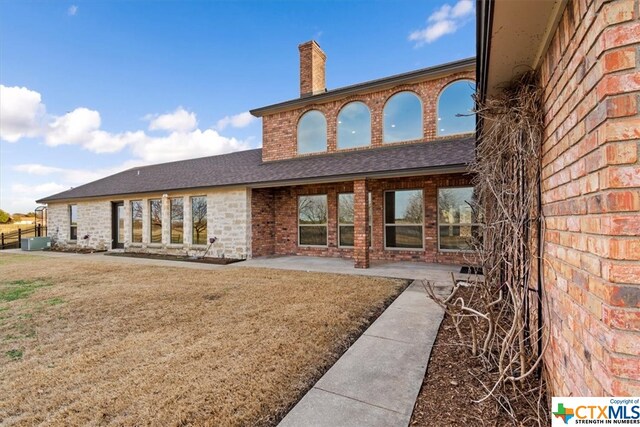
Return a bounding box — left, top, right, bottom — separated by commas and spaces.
0, 225, 47, 250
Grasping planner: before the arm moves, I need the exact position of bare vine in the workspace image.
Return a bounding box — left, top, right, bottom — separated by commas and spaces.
426, 72, 550, 425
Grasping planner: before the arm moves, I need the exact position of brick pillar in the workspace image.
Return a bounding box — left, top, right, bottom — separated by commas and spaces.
354, 179, 369, 268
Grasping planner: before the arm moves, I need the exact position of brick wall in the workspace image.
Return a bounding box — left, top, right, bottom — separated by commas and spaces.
250, 173, 476, 265
540, 0, 640, 396
261, 70, 475, 162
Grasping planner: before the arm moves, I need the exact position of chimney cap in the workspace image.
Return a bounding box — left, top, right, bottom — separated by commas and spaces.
298, 40, 326, 59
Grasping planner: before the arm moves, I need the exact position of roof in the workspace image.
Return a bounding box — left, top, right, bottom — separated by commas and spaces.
250, 57, 476, 117
37, 136, 474, 203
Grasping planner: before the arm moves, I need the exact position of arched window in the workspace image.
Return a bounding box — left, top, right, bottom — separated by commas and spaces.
383, 91, 423, 143
337, 102, 371, 149
297, 110, 327, 154
437, 80, 476, 136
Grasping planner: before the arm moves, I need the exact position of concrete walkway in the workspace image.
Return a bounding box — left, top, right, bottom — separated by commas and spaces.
279, 280, 443, 427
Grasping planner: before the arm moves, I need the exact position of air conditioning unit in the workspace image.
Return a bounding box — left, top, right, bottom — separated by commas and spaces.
21, 237, 51, 251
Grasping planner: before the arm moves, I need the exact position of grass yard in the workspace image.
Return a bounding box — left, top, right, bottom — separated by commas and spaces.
0, 254, 406, 426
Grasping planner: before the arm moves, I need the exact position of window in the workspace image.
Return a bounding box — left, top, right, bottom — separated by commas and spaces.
383, 91, 423, 143
191, 196, 207, 245
384, 190, 423, 249
298, 195, 327, 246
297, 110, 327, 154
149, 199, 162, 243
438, 187, 480, 251
437, 80, 476, 136
69, 205, 78, 240
170, 198, 184, 244
338, 192, 372, 247
337, 102, 371, 149
131, 201, 143, 243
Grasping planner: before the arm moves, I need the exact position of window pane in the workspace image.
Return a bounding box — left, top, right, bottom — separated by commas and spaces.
149, 199, 162, 243
338, 193, 354, 224
385, 190, 423, 224
191, 196, 207, 245
337, 102, 371, 149
131, 201, 143, 243
69, 205, 78, 225
170, 198, 184, 244
298, 110, 327, 154
69, 205, 78, 240
438, 80, 476, 136
439, 225, 481, 250
300, 226, 327, 246
118, 205, 125, 243
384, 92, 423, 143
298, 195, 327, 225
385, 226, 423, 249
339, 225, 354, 247
438, 187, 475, 224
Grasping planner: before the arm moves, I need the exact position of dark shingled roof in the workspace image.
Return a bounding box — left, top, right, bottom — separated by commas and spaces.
37, 136, 474, 203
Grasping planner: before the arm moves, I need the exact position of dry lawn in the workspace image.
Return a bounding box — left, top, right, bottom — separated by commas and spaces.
0, 254, 405, 426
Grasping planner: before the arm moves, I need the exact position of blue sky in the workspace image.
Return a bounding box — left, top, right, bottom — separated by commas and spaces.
0, 0, 475, 213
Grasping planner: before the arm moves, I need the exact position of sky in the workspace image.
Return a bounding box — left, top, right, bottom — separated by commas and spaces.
0, 0, 475, 213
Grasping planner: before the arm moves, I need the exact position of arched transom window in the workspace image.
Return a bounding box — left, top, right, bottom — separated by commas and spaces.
383, 91, 423, 143
337, 101, 371, 149
437, 80, 476, 136
297, 110, 327, 154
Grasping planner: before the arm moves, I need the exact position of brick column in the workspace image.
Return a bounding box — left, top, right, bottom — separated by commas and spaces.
354, 179, 369, 268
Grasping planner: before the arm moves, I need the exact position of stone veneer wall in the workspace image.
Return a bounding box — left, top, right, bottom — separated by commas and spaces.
540, 0, 640, 396
47, 187, 251, 259
47, 201, 111, 250
251, 173, 475, 265
261, 70, 475, 162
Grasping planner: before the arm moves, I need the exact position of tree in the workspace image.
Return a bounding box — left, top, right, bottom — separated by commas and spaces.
0, 209, 11, 224
192, 197, 208, 245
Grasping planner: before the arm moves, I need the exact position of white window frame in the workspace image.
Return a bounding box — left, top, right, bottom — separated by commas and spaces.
383, 189, 424, 251
298, 194, 328, 247
437, 186, 479, 253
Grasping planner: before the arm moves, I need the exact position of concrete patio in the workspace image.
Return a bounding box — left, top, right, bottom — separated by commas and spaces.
240, 254, 469, 282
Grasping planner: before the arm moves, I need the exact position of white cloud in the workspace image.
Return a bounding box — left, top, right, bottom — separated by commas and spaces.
409, 0, 474, 46
130, 129, 248, 163
1, 85, 251, 158
146, 106, 197, 133
215, 111, 256, 131
12, 182, 69, 195
3, 85, 255, 212
68, 5, 78, 16
0, 85, 46, 142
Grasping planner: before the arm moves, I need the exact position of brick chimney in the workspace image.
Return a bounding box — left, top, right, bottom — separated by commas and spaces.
298, 41, 326, 97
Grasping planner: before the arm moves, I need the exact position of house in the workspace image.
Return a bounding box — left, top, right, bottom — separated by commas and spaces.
37, 42, 478, 268
477, 0, 640, 397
